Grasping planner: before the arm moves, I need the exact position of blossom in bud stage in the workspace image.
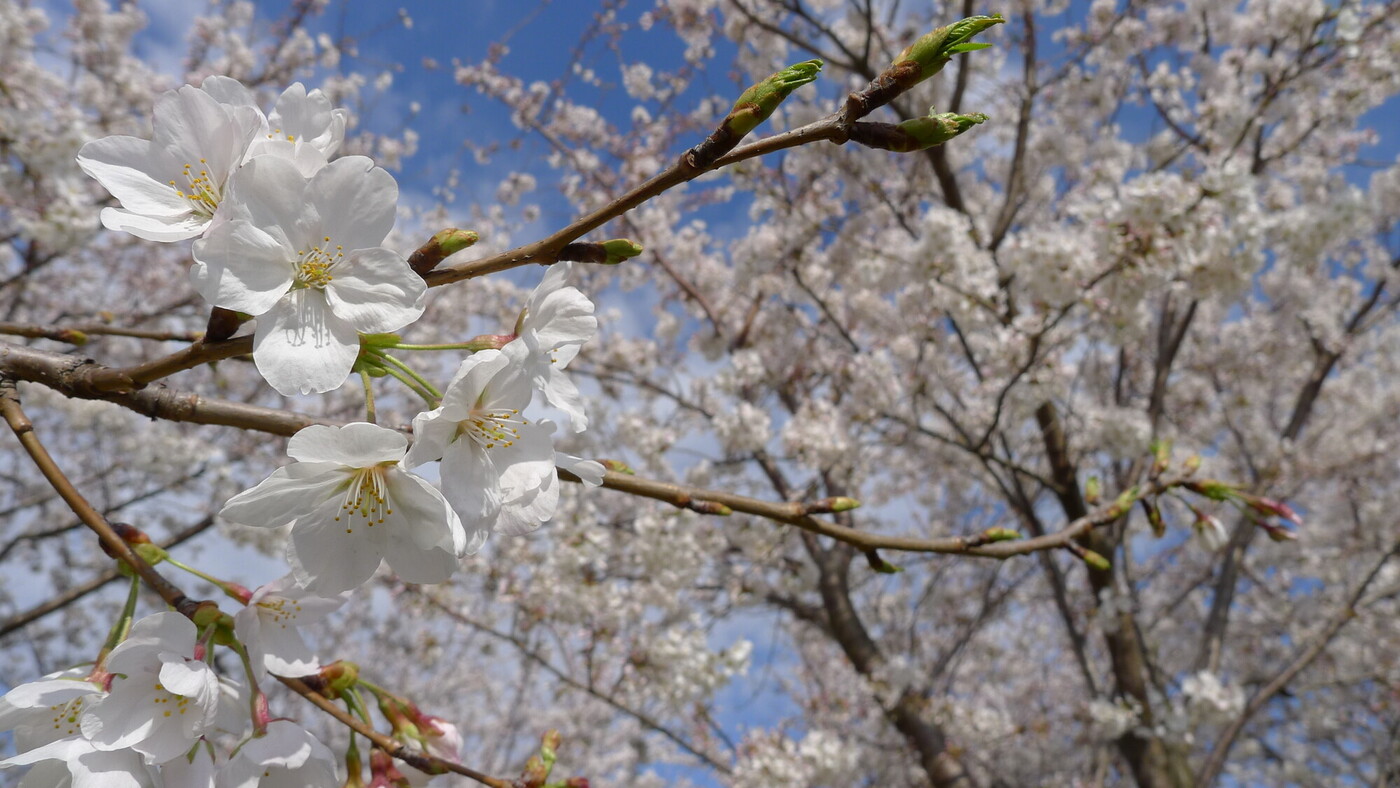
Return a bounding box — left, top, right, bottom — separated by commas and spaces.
233, 573, 349, 682
724, 58, 823, 138
1192, 511, 1229, 552
218, 720, 338, 788
599, 238, 644, 264
405, 348, 559, 538
848, 110, 988, 152
1239, 494, 1305, 528
80, 612, 221, 764
220, 423, 473, 594
892, 15, 1004, 82
191, 155, 426, 395
508, 262, 597, 432
76, 83, 263, 241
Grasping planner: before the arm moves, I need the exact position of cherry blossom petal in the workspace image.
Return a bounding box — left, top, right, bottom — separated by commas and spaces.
218, 462, 348, 528
287, 422, 406, 465
386, 467, 469, 553
190, 219, 296, 315
100, 208, 210, 242
323, 247, 426, 333
106, 612, 195, 674
288, 502, 388, 594
76, 136, 187, 216
216, 156, 313, 249
308, 156, 397, 251
253, 289, 362, 396
439, 439, 503, 535
555, 452, 605, 487
539, 366, 588, 432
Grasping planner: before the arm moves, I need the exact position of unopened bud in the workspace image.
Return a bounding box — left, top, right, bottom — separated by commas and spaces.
1150, 438, 1172, 477
1192, 509, 1229, 552
727, 59, 823, 138
317, 660, 360, 699
409, 228, 479, 275
894, 15, 1005, 81
808, 496, 862, 514
1183, 454, 1202, 474
687, 59, 823, 167
689, 501, 732, 516
1257, 521, 1299, 543
57, 329, 89, 346
846, 15, 1004, 119
1240, 494, 1305, 528
191, 601, 234, 636
979, 527, 1021, 542
540, 730, 562, 765
865, 550, 903, 574
1084, 476, 1102, 505
602, 238, 644, 263
1141, 499, 1165, 538
1186, 479, 1239, 502
1079, 548, 1112, 572
849, 110, 987, 152
599, 459, 634, 475
1103, 486, 1140, 520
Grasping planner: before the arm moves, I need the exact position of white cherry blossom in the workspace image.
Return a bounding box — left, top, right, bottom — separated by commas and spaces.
1, 736, 157, 788
76, 83, 263, 241
200, 77, 347, 176
216, 720, 337, 788
80, 612, 220, 765
404, 348, 559, 537
191, 155, 426, 395
219, 423, 472, 594
507, 262, 597, 431
233, 574, 347, 682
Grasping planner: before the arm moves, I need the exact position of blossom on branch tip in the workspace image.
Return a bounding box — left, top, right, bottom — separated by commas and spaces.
219, 423, 471, 594
233, 573, 348, 682
76, 83, 264, 241
405, 348, 559, 538
191, 155, 426, 395
508, 262, 597, 432
219, 720, 338, 788
79, 612, 221, 764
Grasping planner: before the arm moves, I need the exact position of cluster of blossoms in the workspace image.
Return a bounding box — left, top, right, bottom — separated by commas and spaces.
2, 75, 606, 785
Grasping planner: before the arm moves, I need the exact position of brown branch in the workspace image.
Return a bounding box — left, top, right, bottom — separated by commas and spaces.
561, 467, 1188, 560
0, 321, 202, 344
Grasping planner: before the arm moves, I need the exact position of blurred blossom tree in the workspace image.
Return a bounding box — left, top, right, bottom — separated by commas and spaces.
0, 0, 1398, 786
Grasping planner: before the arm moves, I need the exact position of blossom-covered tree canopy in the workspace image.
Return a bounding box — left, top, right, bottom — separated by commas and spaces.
0, 1, 1398, 787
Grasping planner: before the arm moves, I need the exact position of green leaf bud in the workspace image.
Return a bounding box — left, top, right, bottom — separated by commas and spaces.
894, 15, 1006, 81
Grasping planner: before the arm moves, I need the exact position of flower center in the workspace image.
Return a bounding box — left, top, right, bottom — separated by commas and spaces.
256, 596, 305, 629
167, 158, 221, 218
334, 463, 394, 533
150, 682, 193, 718
295, 236, 344, 289
47, 695, 91, 737
266, 127, 298, 143
458, 405, 527, 450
